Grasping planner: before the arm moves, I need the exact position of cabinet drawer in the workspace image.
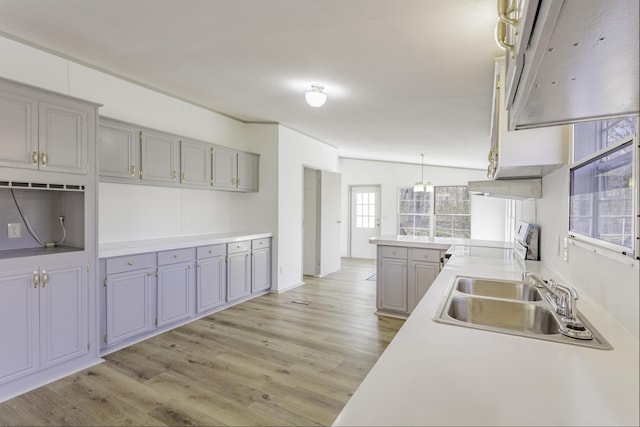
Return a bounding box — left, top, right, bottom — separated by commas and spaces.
227, 240, 250, 254
411, 249, 441, 263
158, 247, 195, 265
381, 246, 407, 259
197, 244, 226, 259
252, 238, 270, 250
106, 252, 156, 275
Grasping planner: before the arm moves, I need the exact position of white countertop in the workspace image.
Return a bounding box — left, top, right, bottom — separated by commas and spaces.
333, 251, 640, 426
369, 235, 514, 250
99, 232, 272, 258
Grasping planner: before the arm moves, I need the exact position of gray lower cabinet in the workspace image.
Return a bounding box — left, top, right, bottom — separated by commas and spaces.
99, 236, 271, 354
227, 241, 251, 302
376, 246, 442, 317
98, 119, 139, 180
378, 253, 408, 314
0, 262, 88, 385
251, 238, 271, 293
0, 78, 92, 175
103, 253, 156, 347
196, 244, 226, 313
156, 248, 196, 327
140, 128, 180, 184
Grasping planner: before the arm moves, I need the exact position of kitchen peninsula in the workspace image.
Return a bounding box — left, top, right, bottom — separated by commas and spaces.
335, 239, 640, 426
370, 235, 513, 318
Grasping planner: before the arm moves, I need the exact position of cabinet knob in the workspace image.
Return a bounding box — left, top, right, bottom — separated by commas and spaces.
173, 169, 177, 180
130, 164, 136, 176
33, 270, 39, 288
209, 250, 213, 254
174, 255, 179, 258
40, 151, 47, 167
128, 261, 134, 266
42, 270, 48, 287
32, 150, 38, 166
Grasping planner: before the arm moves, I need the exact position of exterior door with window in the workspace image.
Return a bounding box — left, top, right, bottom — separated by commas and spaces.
350, 186, 381, 259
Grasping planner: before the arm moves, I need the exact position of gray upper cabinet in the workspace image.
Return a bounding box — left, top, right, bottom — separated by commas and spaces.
97, 116, 259, 192
0, 84, 38, 170
0, 80, 90, 175
38, 97, 89, 174
140, 128, 180, 184
212, 145, 237, 190
237, 151, 259, 192
181, 139, 211, 188
98, 119, 139, 181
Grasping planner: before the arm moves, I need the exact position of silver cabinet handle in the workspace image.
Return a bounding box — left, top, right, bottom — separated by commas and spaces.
42, 270, 48, 287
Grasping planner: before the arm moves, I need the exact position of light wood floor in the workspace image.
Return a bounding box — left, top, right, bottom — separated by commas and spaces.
0, 258, 404, 426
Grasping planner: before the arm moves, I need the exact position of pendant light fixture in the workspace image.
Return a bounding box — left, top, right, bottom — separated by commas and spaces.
414, 153, 434, 192
305, 84, 327, 107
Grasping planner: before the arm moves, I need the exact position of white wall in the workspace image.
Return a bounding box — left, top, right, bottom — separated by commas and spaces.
278, 126, 339, 292
537, 166, 639, 339
339, 158, 506, 256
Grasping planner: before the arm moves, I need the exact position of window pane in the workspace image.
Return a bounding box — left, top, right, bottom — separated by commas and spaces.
570, 141, 634, 249
574, 116, 637, 162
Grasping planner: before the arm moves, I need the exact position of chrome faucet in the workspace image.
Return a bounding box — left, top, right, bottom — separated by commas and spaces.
521, 271, 592, 340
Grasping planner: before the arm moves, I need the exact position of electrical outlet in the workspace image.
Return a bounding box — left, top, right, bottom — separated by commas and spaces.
184, 217, 192, 228
8, 223, 21, 239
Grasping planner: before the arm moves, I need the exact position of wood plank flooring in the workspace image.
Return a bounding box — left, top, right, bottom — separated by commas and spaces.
0, 258, 404, 426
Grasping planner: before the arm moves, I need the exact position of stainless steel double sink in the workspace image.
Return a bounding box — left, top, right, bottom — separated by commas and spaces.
433, 276, 612, 350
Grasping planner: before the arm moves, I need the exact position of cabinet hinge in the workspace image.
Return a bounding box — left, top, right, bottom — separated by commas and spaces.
155, 318, 158, 326
155, 270, 158, 277
139, 131, 143, 142
86, 264, 90, 272
139, 169, 143, 178
210, 147, 214, 154
103, 278, 108, 287
87, 341, 91, 351
103, 334, 108, 343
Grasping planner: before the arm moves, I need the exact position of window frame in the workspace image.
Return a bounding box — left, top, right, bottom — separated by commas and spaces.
397, 185, 471, 238
569, 124, 639, 260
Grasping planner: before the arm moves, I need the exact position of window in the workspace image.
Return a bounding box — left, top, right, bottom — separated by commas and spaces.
397, 185, 471, 238
570, 116, 638, 258
435, 186, 471, 238
398, 187, 431, 236
355, 191, 376, 228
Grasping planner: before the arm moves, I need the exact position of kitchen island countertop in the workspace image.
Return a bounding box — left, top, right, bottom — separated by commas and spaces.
333, 246, 639, 426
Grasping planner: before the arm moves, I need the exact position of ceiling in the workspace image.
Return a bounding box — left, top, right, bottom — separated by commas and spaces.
0, 0, 504, 169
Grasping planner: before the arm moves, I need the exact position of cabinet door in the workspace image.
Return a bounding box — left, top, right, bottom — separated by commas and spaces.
0, 270, 39, 385
181, 139, 211, 188
106, 268, 156, 345
212, 145, 237, 190
379, 258, 407, 313
38, 98, 89, 174
251, 248, 271, 293
227, 252, 250, 302
99, 120, 139, 180
39, 264, 88, 369
196, 256, 226, 313
140, 129, 180, 184
409, 262, 439, 312
157, 262, 195, 327
237, 151, 259, 191
0, 86, 38, 170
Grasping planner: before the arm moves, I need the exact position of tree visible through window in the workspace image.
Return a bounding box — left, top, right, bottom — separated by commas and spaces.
398, 185, 470, 237
570, 116, 638, 255
435, 186, 471, 238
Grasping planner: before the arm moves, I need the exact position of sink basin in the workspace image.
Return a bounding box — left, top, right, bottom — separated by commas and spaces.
447, 296, 558, 334
433, 275, 612, 350
455, 277, 542, 301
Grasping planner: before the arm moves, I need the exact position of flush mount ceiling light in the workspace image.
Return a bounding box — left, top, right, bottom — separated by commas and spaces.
414, 153, 434, 192
305, 84, 327, 107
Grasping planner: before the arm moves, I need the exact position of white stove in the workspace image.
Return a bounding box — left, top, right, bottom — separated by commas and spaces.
515, 221, 540, 260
